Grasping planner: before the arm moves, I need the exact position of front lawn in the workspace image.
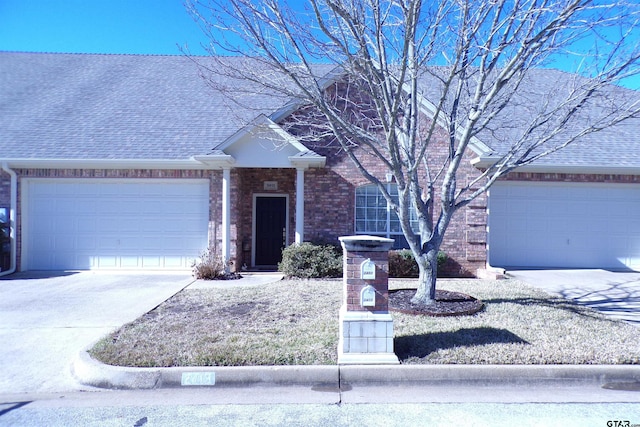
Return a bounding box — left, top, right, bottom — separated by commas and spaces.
90, 278, 640, 367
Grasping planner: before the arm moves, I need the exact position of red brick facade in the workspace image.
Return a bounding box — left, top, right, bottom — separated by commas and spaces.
502, 171, 640, 184
3, 164, 640, 274
343, 249, 390, 312
0, 170, 10, 210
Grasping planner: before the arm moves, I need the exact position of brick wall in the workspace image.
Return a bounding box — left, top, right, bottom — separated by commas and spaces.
502, 171, 640, 184
6, 164, 639, 275
343, 249, 390, 312
0, 170, 10, 271
281, 83, 490, 276
300, 135, 488, 277
0, 170, 10, 210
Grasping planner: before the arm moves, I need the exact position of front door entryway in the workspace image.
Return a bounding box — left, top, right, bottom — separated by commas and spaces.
254, 195, 288, 267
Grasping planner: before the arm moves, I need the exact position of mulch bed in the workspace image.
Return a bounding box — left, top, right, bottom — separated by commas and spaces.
216, 272, 243, 280
389, 288, 484, 316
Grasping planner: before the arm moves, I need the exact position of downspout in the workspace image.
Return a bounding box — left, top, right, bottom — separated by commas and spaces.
0, 163, 17, 276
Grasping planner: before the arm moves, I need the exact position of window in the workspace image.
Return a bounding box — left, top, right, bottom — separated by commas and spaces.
355, 184, 419, 249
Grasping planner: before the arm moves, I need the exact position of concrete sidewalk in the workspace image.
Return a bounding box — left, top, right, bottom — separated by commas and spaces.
0, 271, 194, 393
0, 270, 286, 394
508, 269, 640, 324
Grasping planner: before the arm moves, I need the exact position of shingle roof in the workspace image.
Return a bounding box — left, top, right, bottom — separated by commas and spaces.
420, 67, 640, 169
2, 52, 639, 169
0, 52, 286, 160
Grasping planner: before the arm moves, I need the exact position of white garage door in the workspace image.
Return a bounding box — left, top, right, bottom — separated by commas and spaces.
489, 182, 640, 270
23, 179, 209, 270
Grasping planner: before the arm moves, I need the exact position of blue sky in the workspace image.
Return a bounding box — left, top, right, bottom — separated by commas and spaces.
1, 0, 638, 88
0, 0, 209, 55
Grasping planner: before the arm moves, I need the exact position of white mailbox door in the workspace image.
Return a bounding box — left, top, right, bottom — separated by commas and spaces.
361, 259, 376, 280
360, 285, 376, 307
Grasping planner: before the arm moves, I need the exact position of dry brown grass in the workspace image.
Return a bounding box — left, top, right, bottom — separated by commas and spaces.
91, 279, 341, 367
392, 279, 640, 364
90, 278, 640, 367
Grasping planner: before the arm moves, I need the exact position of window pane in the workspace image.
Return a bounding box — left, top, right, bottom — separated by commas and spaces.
356, 183, 420, 236
366, 220, 378, 231
392, 234, 410, 250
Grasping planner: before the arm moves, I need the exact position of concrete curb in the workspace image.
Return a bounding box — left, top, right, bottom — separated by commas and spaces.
71, 351, 339, 390
71, 351, 640, 390
339, 364, 640, 387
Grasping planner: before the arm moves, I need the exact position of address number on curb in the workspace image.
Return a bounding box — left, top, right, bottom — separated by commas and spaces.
181, 372, 216, 386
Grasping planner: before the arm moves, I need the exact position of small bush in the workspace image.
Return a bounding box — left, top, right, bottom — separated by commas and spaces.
388, 249, 448, 278
388, 250, 419, 277
437, 250, 448, 270
279, 243, 343, 278
192, 246, 228, 280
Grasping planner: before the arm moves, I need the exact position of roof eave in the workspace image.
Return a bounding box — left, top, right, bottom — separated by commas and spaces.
288, 154, 326, 169
472, 156, 640, 175
192, 154, 236, 169
0, 158, 212, 170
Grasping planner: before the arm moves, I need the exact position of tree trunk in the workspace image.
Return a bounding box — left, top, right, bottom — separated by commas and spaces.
411, 248, 438, 306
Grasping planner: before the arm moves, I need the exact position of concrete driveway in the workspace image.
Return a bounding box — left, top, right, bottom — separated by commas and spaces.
508, 269, 640, 325
0, 271, 193, 393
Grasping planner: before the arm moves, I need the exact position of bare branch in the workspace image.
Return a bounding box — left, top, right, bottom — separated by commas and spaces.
187, 0, 640, 304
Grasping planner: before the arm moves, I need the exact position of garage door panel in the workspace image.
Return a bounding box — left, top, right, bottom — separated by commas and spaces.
100, 203, 122, 215
76, 216, 97, 232
141, 256, 163, 268
96, 218, 121, 233
163, 256, 187, 268
76, 236, 97, 251
25, 180, 209, 270
489, 182, 640, 270
117, 220, 142, 233
141, 201, 165, 214
119, 256, 142, 268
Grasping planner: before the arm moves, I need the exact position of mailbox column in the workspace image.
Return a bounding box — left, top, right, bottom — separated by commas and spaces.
338, 235, 399, 364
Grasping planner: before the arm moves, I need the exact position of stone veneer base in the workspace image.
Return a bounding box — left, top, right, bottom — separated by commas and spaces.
338, 307, 399, 365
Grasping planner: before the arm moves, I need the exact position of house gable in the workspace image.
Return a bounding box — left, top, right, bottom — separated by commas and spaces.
195, 115, 325, 169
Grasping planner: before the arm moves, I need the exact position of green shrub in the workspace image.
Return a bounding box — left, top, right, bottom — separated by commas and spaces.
192, 246, 227, 280
388, 249, 448, 278
278, 243, 343, 278
437, 250, 448, 270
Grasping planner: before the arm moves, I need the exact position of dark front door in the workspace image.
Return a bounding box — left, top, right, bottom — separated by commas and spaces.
255, 196, 287, 266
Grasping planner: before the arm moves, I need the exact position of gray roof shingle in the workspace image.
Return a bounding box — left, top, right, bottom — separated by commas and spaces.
2, 52, 639, 170
0, 52, 286, 160
420, 67, 640, 169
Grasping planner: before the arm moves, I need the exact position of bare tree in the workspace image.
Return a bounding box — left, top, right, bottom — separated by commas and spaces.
186, 0, 640, 305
